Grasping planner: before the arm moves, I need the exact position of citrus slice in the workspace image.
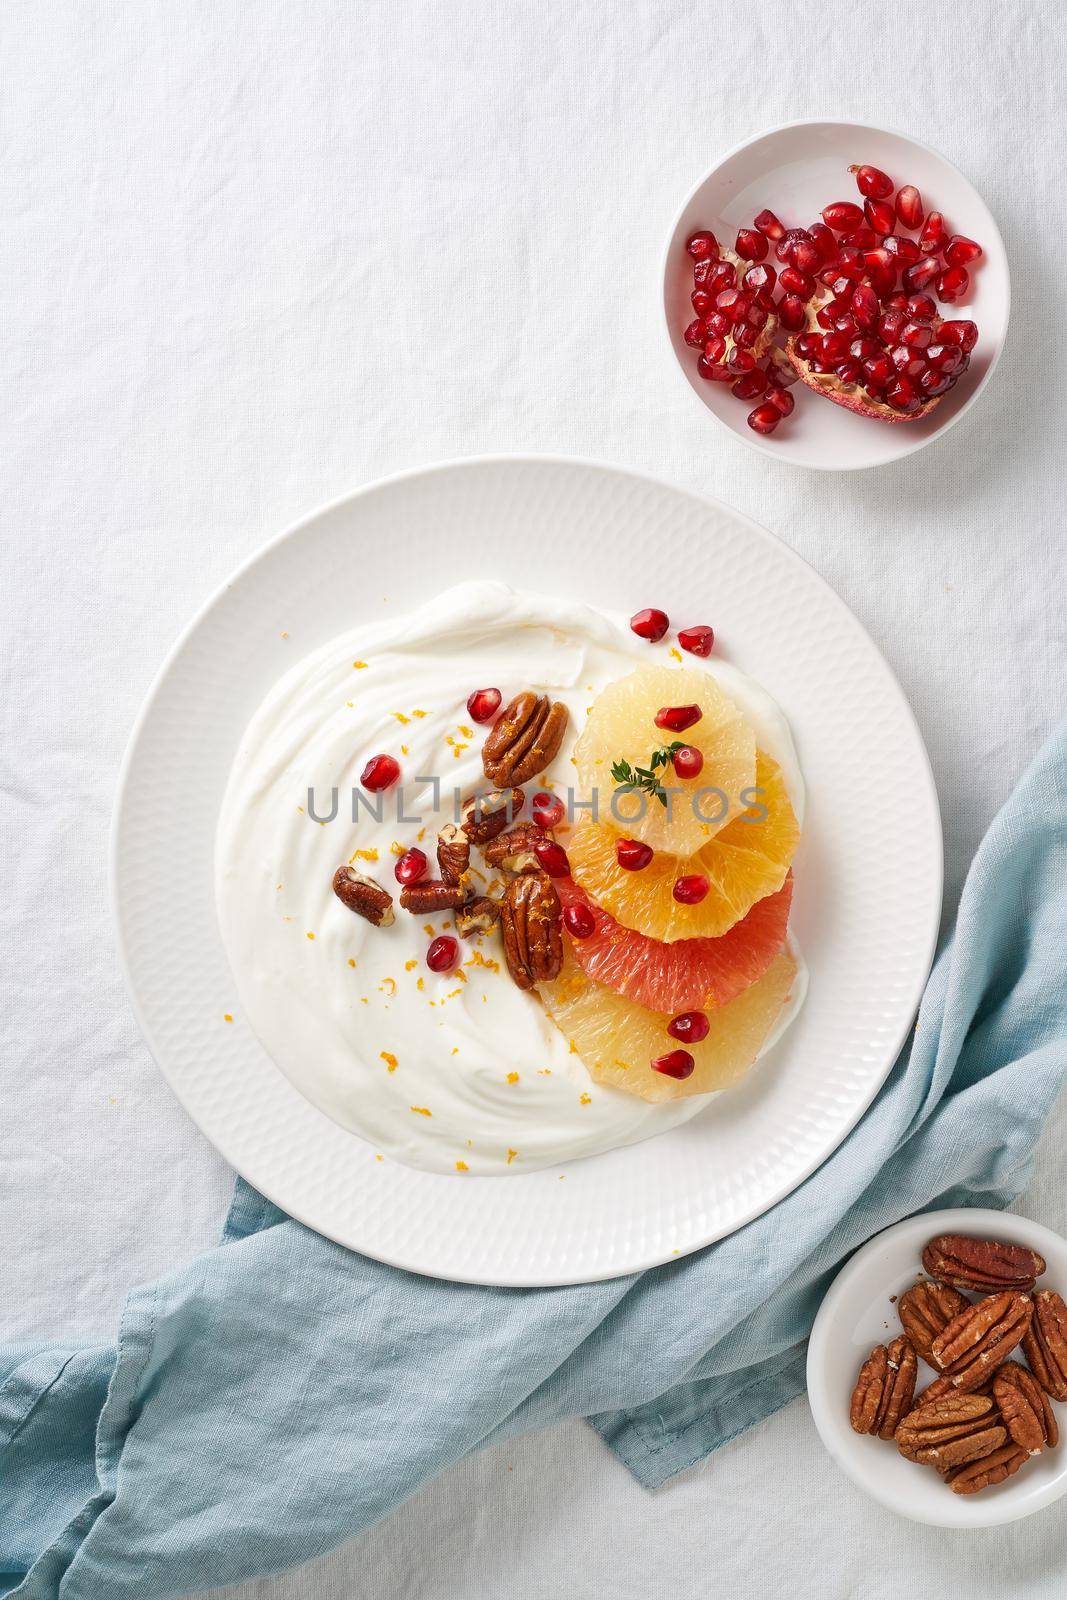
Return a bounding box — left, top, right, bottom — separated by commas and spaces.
540, 947, 798, 1103
574, 664, 756, 856
558, 873, 792, 1014
568, 749, 799, 941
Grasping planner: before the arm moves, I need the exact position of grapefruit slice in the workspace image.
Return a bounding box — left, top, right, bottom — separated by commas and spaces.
558, 874, 792, 1014
539, 947, 798, 1103
568, 750, 799, 942
574, 664, 755, 856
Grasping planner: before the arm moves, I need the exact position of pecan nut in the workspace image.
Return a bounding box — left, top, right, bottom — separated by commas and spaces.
1021, 1289, 1067, 1401
849, 1335, 917, 1440
895, 1391, 1005, 1469
898, 1280, 970, 1366
946, 1441, 1029, 1495
483, 821, 550, 875
481, 692, 569, 787
499, 872, 563, 990
454, 896, 501, 938
993, 1361, 1058, 1453
399, 879, 467, 914
331, 866, 395, 927
436, 824, 470, 886
460, 787, 525, 846
922, 1233, 1046, 1294
930, 1291, 1033, 1393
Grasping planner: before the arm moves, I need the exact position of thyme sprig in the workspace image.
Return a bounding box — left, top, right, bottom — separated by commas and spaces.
610, 742, 686, 808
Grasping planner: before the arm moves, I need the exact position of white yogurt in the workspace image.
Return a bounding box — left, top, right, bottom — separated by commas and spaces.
215, 582, 807, 1174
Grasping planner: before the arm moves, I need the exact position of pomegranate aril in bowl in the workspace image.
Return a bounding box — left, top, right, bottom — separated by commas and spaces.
850, 163, 893, 199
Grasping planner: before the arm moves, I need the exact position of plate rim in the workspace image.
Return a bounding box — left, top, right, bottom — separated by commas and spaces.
110, 453, 944, 1284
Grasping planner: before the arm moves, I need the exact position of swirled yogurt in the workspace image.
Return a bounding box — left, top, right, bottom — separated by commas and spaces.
215, 582, 807, 1174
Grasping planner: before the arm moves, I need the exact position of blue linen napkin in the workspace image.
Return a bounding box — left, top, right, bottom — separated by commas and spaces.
3, 720, 1066, 1599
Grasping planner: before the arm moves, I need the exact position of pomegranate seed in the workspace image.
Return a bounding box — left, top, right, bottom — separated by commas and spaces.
735, 227, 768, 262
945, 235, 983, 267
885, 290, 910, 309
832, 314, 859, 341
685, 230, 718, 261
692, 256, 722, 288
466, 687, 502, 723
796, 331, 820, 359
715, 288, 745, 321
743, 264, 777, 298
895, 185, 924, 229
673, 874, 710, 905
654, 704, 702, 733
834, 359, 863, 386
703, 334, 727, 364
534, 839, 570, 878
531, 791, 565, 829
426, 935, 459, 973
776, 227, 812, 264
851, 163, 894, 200
651, 1049, 695, 1080
938, 319, 978, 351
808, 222, 838, 263
779, 266, 815, 298
677, 624, 714, 658
766, 386, 795, 416
683, 318, 706, 349
820, 331, 848, 362
563, 902, 595, 939
754, 208, 785, 241
904, 293, 937, 322
778, 294, 806, 332
667, 1011, 710, 1045
394, 847, 428, 886
851, 283, 880, 330
616, 838, 654, 872
850, 335, 878, 360
863, 352, 893, 387
706, 260, 736, 293
727, 345, 756, 375
746, 301, 768, 330
886, 375, 921, 412
903, 258, 940, 293
747, 403, 781, 435
890, 344, 925, 378
863, 246, 897, 291
691, 289, 712, 317
361, 753, 400, 791
672, 744, 704, 779
697, 355, 730, 382
731, 370, 766, 401
864, 197, 897, 235
843, 226, 880, 252
919, 369, 952, 396
822, 200, 864, 232
705, 311, 730, 337
630, 607, 669, 642
919, 211, 949, 255
732, 324, 758, 350
882, 234, 921, 264
937, 265, 970, 302
925, 343, 964, 376
902, 319, 933, 349
792, 239, 822, 275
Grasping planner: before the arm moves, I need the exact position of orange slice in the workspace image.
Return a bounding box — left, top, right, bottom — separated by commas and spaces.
540, 947, 798, 1102
568, 749, 799, 941
574, 664, 756, 856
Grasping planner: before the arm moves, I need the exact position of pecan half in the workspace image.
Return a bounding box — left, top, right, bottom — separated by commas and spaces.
454, 896, 501, 938
895, 1392, 1006, 1470
481, 692, 569, 787
849, 1335, 917, 1439
331, 866, 395, 927
436, 824, 470, 886
946, 1441, 1028, 1495
1021, 1289, 1067, 1401
483, 821, 550, 875
898, 1280, 970, 1366
930, 1291, 1033, 1393
922, 1233, 1046, 1294
993, 1361, 1058, 1453
499, 872, 563, 990
460, 787, 525, 847
398, 880, 466, 914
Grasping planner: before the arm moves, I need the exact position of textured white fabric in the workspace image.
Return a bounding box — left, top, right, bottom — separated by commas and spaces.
2, 1, 1065, 1595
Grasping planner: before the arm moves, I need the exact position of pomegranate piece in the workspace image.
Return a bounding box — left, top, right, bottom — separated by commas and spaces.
697, 356, 730, 382
685, 230, 718, 261
426, 935, 459, 973
467, 687, 502, 723
863, 352, 893, 387
629, 607, 669, 642
672, 744, 704, 779
778, 293, 806, 332
673, 874, 710, 905
534, 839, 571, 878
834, 359, 863, 386
850, 163, 894, 200
851, 283, 879, 330
864, 247, 898, 294
754, 208, 785, 241
531, 791, 565, 829
864, 197, 897, 236
677, 624, 714, 658
563, 902, 595, 939
727, 345, 757, 375
394, 847, 428, 886
937, 265, 970, 302
792, 239, 822, 275
735, 227, 768, 262
654, 703, 703, 733
895, 185, 924, 229
780, 266, 816, 298
691, 289, 712, 317
704, 260, 736, 293
808, 222, 838, 263
938, 319, 978, 351
731, 369, 767, 401
902, 319, 933, 349
667, 1011, 711, 1044
361, 753, 400, 791
748, 402, 781, 435
886, 375, 921, 412
766, 386, 795, 417
919, 211, 949, 255
822, 200, 864, 233
683, 318, 707, 349
843, 226, 880, 252
704, 335, 727, 365
616, 838, 654, 872
945, 234, 983, 267
775, 227, 813, 265
903, 258, 940, 293
904, 293, 937, 322
743, 263, 777, 299
882, 234, 921, 265
651, 1049, 696, 1081
925, 343, 964, 375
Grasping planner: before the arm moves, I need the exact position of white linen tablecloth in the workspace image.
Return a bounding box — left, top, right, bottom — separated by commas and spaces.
2, 2, 1065, 1595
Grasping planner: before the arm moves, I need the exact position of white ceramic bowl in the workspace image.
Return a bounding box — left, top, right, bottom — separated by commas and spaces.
662, 120, 1010, 471
807, 1208, 1067, 1526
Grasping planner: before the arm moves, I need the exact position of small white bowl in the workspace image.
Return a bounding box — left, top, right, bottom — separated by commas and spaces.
807, 1208, 1067, 1527
662, 120, 1010, 471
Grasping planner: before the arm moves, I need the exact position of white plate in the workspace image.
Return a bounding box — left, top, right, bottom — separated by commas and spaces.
662, 120, 1010, 471
808, 1209, 1067, 1526
111, 457, 942, 1285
